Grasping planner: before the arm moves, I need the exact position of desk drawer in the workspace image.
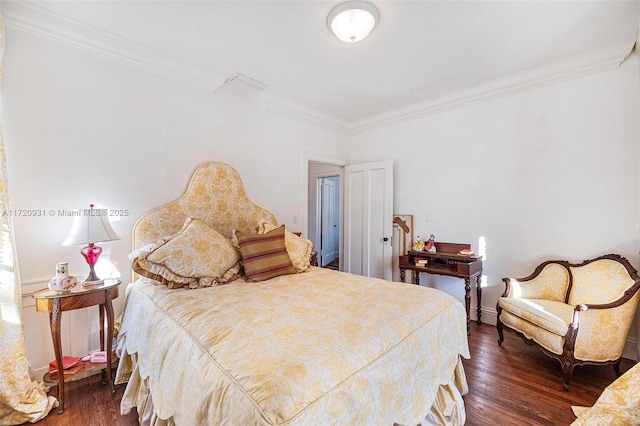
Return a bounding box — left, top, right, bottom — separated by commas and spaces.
454, 261, 482, 276
456, 263, 470, 275
36, 291, 107, 312
65, 292, 105, 310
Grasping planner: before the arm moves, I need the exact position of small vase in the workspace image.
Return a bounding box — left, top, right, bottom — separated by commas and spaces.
48, 276, 78, 292
49, 262, 78, 292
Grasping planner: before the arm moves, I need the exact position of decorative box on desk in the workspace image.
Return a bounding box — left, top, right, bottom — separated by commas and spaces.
399, 242, 482, 336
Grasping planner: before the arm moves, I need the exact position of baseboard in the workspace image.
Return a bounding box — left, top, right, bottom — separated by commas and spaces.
622, 338, 638, 362
470, 304, 498, 326
30, 366, 49, 383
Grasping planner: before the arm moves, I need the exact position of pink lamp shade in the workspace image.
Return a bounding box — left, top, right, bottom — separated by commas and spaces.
62, 204, 120, 283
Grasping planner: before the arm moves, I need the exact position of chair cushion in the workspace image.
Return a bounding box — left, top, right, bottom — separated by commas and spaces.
498, 298, 573, 336
499, 310, 565, 355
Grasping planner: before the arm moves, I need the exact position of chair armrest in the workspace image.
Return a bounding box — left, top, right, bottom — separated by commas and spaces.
501, 277, 553, 298
569, 304, 588, 326
501, 277, 515, 297
568, 283, 640, 361
501, 277, 541, 298
568, 279, 640, 337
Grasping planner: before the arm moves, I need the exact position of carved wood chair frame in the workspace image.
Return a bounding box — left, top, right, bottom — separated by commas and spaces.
496, 254, 640, 391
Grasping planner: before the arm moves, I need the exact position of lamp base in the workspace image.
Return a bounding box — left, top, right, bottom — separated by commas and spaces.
81, 244, 103, 284
82, 275, 104, 285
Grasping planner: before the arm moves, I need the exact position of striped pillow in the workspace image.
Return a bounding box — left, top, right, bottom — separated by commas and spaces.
236, 225, 296, 282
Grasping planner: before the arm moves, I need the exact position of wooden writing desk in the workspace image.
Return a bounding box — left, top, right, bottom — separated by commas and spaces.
399, 242, 482, 335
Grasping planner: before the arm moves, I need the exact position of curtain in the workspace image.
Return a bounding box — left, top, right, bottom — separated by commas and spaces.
0, 13, 56, 425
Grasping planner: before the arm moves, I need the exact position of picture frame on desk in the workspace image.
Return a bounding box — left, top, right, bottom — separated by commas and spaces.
392, 215, 413, 282
392, 214, 413, 255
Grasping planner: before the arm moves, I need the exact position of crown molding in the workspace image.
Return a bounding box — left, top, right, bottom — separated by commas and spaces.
262, 96, 351, 135
2, 1, 634, 135
348, 40, 635, 134
2, 1, 228, 93
264, 40, 633, 135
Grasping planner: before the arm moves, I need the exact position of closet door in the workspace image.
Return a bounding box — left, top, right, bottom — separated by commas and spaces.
344, 160, 393, 280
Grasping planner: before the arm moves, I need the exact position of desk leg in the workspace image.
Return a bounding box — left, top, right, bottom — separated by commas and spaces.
99, 304, 105, 352
464, 278, 471, 336
400, 268, 421, 286
98, 304, 106, 384
105, 289, 116, 393
476, 275, 482, 325
49, 299, 65, 414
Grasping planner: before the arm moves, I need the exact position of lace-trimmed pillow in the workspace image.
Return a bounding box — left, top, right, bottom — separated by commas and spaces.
132, 218, 241, 289
256, 220, 314, 273
235, 225, 296, 282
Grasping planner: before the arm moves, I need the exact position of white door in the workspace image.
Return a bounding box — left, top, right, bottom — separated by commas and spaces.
320, 178, 338, 266
344, 160, 393, 280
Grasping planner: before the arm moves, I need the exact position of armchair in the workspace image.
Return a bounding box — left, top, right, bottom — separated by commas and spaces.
496, 254, 640, 391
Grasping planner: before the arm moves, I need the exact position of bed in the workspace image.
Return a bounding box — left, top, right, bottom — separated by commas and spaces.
571, 361, 640, 425
114, 162, 470, 425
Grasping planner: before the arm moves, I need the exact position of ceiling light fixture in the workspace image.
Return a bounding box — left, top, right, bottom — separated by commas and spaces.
327, 1, 379, 43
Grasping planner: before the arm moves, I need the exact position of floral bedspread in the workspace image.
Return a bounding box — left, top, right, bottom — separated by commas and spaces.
116, 267, 470, 425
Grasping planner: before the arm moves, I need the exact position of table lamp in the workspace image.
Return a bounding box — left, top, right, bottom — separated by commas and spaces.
62, 204, 120, 283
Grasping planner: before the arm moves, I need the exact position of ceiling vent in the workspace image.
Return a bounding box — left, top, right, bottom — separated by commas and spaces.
227, 73, 267, 91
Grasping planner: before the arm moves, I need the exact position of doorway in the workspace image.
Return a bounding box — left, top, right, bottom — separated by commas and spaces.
305, 157, 394, 279
318, 176, 340, 267
307, 162, 343, 270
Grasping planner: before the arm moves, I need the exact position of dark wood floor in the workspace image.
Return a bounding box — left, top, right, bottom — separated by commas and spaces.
23, 322, 635, 426
464, 322, 635, 425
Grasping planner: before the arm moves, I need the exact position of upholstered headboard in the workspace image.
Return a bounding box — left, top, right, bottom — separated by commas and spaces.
132, 162, 277, 251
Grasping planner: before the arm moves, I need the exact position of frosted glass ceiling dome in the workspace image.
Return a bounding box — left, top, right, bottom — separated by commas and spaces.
327, 1, 379, 43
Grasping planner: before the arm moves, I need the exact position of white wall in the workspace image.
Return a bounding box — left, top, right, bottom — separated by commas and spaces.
349, 57, 640, 357
3, 29, 349, 375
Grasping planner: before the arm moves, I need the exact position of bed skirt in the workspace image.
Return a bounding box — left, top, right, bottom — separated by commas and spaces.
116, 351, 468, 426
